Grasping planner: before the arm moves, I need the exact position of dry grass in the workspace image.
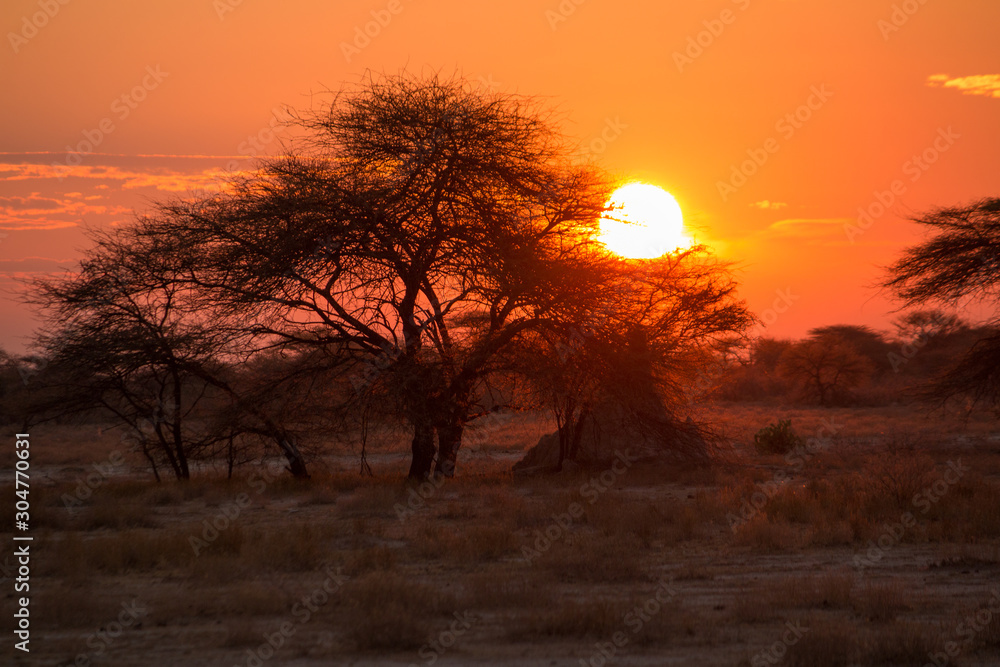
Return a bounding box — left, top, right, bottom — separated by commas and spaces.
222, 620, 265, 648
732, 514, 803, 551
853, 620, 945, 665
37, 518, 332, 579
733, 572, 854, 623
538, 533, 647, 583
339, 483, 406, 518
242, 523, 328, 572
585, 499, 672, 546
849, 452, 937, 514
719, 448, 1000, 548
342, 544, 398, 575
776, 615, 854, 667
34, 585, 114, 629
732, 588, 782, 623
341, 572, 456, 651
782, 617, 944, 667
15, 405, 1000, 666
40, 529, 194, 575
460, 570, 553, 609
408, 519, 517, 563
149, 583, 294, 626
853, 579, 910, 622
506, 597, 629, 640
73, 501, 160, 530
507, 589, 678, 645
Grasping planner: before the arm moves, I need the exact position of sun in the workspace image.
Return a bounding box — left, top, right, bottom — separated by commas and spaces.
597, 183, 692, 259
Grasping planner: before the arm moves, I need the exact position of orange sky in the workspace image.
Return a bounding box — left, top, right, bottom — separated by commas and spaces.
2, 0, 998, 352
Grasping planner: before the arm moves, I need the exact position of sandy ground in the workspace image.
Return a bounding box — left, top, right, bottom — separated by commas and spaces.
2, 404, 1000, 666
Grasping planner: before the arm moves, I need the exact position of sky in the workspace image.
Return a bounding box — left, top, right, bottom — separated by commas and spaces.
1, 0, 998, 353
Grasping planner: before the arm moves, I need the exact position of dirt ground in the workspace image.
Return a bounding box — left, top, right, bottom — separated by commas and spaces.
3, 403, 1000, 666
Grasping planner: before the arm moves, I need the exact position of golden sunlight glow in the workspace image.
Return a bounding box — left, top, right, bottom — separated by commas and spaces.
597, 183, 692, 259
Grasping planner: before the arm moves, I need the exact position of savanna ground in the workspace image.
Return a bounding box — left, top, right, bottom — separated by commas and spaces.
3, 403, 1000, 666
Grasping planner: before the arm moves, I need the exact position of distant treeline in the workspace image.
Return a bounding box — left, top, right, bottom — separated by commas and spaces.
709, 311, 998, 408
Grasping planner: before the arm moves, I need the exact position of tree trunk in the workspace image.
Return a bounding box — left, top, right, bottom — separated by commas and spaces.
174, 442, 190, 479
568, 407, 590, 461
276, 436, 310, 479
140, 439, 162, 483
170, 426, 190, 480
434, 421, 463, 478
555, 396, 575, 470
408, 420, 436, 479
153, 423, 186, 480
555, 402, 590, 470
187, 371, 309, 478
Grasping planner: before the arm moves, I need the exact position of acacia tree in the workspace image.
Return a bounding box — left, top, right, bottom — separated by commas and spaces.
779, 332, 872, 406
28, 229, 227, 479
884, 198, 1000, 410
892, 310, 965, 342
27, 226, 311, 479
518, 250, 753, 467
134, 73, 610, 479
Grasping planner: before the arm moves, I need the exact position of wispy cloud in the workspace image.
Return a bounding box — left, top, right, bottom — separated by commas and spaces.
0, 216, 81, 231
0, 257, 78, 274
750, 200, 788, 211
0, 163, 234, 193
760, 217, 851, 239
0, 193, 130, 231
927, 74, 1000, 99
0, 156, 246, 233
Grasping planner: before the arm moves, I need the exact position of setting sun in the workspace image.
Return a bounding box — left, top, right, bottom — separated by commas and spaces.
597, 183, 692, 259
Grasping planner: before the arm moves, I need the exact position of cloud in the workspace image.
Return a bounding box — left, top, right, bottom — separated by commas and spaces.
0, 257, 78, 274
0, 163, 235, 193
1, 193, 127, 221
759, 217, 851, 240
0, 194, 64, 211
726, 217, 861, 256
927, 74, 1000, 99
0, 154, 249, 232
0, 192, 131, 231
750, 200, 788, 211
0, 216, 80, 231
119, 169, 233, 192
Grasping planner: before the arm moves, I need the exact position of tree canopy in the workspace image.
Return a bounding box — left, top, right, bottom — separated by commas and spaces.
884, 198, 1000, 411
25, 73, 753, 479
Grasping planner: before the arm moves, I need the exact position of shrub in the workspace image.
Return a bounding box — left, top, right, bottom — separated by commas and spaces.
753, 419, 803, 455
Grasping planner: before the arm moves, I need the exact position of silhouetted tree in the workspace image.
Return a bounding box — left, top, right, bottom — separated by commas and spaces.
26, 228, 229, 479
713, 337, 794, 402
891, 310, 965, 343
752, 338, 794, 370
884, 198, 1000, 410
517, 251, 753, 467
26, 226, 311, 479
779, 333, 872, 406
130, 73, 610, 479
884, 198, 1000, 303
807, 325, 892, 375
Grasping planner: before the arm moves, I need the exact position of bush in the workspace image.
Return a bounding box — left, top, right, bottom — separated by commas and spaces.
753, 419, 802, 455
